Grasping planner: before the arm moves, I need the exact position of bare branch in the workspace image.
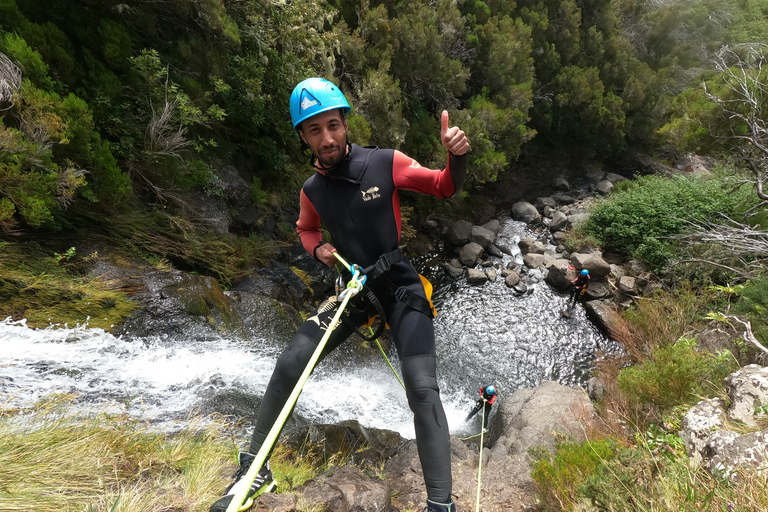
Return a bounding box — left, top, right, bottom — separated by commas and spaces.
144, 97, 190, 159
0, 52, 22, 109
725, 316, 768, 356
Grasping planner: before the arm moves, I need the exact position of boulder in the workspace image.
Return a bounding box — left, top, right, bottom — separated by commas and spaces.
511, 201, 541, 224
549, 211, 568, 231
459, 242, 484, 267
535, 196, 558, 210
583, 300, 622, 336
470, 225, 496, 248
481, 219, 502, 235
595, 179, 614, 195
447, 220, 473, 246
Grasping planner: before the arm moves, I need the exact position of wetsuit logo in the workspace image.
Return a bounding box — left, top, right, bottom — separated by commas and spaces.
361, 186, 381, 201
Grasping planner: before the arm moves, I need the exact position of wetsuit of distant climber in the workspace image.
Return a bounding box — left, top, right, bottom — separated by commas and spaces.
465, 385, 498, 430
209, 77, 469, 512
569, 269, 591, 306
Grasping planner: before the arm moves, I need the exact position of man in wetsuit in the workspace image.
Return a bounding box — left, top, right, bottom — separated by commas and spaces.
569, 269, 590, 306
209, 77, 469, 512
465, 385, 498, 430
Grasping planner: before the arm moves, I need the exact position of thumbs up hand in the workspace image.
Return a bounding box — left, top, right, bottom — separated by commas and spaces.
440, 110, 469, 156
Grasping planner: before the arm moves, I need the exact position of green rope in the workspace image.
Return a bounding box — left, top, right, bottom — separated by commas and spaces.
371, 330, 406, 390
225, 253, 363, 512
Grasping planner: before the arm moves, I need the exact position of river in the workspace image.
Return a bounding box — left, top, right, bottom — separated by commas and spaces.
0, 218, 615, 438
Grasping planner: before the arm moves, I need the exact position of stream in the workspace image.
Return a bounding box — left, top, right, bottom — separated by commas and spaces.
0, 218, 617, 438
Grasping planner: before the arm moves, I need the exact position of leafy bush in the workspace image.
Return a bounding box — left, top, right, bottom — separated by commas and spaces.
581, 173, 753, 269
618, 337, 736, 409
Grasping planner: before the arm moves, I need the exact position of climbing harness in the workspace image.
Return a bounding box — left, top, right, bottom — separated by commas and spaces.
224, 253, 366, 512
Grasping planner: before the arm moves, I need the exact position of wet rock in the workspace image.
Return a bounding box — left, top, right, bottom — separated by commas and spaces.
504, 271, 521, 287
459, 242, 484, 266
486, 269, 498, 282
470, 225, 496, 248
486, 244, 504, 258
517, 237, 534, 254
481, 219, 502, 235
511, 201, 541, 224
447, 220, 473, 246
542, 259, 574, 291
443, 262, 465, 278
467, 268, 489, 284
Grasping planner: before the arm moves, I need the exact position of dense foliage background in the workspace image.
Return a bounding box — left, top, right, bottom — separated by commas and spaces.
1, 0, 767, 276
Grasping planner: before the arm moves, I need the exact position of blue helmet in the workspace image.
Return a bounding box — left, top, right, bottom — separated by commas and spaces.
290, 77, 351, 129
581, 269, 589, 275
486, 385, 496, 395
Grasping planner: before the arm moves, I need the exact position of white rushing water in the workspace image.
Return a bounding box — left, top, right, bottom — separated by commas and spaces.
0, 218, 615, 439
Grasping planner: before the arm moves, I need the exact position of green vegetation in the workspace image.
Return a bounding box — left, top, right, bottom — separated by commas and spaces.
0, 394, 356, 512
580, 173, 756, 270
0, 394, 232, 512
0, 241, 136, 330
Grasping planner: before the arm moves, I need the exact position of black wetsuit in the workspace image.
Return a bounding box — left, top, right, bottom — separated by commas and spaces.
248, 143, 467, 502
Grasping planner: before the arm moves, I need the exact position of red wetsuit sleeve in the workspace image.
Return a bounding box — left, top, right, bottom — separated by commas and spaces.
392, 150, 456, 198
489, 395, 497, 405
296, 189, 323, 255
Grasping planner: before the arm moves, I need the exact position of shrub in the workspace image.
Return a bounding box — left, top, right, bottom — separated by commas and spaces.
581, 173, 753, 270
618, 337, 736, 409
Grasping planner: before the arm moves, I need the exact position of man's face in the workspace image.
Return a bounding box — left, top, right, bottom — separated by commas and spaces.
299, 109, 348, 169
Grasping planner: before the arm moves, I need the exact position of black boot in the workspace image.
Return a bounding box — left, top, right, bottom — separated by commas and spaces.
425, 498, 457, 512
209, 453, 275, 512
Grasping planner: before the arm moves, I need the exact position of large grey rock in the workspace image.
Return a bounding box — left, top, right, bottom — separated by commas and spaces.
481, 219, 502, 235
544, 259, 576, 292
523, 253, 547, 269
584, 281, 610, 300
518, 237, 535, 254
618, 275, 637, 295
583, 300, 622, 335
535, 196, 558, 210
443, 262, 465, 278
570, 253, 611, 279
511, 201, 541, 224
604, 172, 628, 184
567, 213, 590, 228
488, 381, 594, 456
447, 219, 473, 246
470, 225, 496, 248
459, 242, 484, 266
725, 365, 768, 428
550, 211, 568, 231
595, 179, 614, 195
